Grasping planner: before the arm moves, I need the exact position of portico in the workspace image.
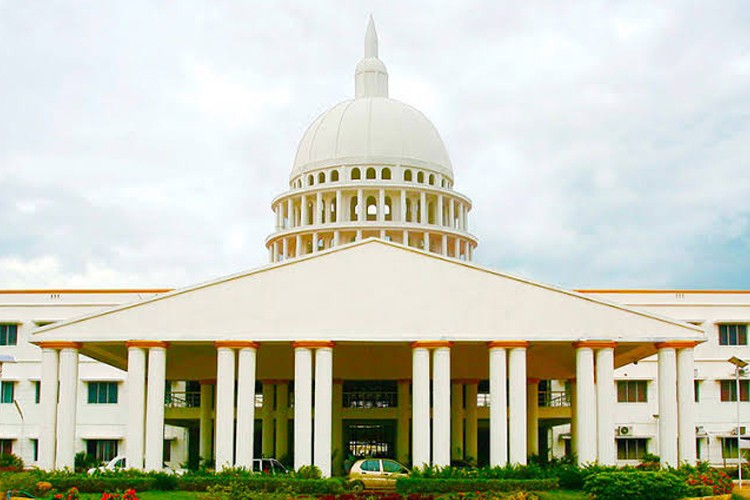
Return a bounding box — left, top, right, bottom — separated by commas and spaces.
31, 239, 705, 474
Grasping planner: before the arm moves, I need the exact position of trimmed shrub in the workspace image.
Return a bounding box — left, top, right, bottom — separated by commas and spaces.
0, 470, 43, 492
395, 477, 558, 494
677, 462, 734, 496
583, 471, 689, 500
0, 453, 25, 472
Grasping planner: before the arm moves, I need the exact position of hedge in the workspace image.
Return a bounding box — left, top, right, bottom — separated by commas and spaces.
207, 477, 345, 496
395, 477, 558, 494
582, 471, 690, 500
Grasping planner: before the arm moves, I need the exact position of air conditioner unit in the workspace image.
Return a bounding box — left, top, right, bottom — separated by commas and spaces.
730, 427, 747, 435
617, 426, 634, 436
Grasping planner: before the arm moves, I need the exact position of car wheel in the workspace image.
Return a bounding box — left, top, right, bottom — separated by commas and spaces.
350, 480, 365, 492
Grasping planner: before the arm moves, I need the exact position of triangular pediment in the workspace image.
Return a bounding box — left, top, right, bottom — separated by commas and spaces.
32, 239, 704, 346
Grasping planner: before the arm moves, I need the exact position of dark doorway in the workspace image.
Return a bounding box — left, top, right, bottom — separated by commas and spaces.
344, 420, 396, 459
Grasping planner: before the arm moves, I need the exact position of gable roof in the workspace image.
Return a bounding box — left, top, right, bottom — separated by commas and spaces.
32, 238, 704, 348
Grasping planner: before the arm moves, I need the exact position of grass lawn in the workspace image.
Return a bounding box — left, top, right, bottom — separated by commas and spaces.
79, 492, 203, 499
536, 491, 589, 500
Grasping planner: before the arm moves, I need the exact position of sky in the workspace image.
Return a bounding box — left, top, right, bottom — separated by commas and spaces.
1, 1, 749, 290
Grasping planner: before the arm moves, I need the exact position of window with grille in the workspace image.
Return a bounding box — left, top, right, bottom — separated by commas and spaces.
722, 438, 740, 459
0, 324, 17, 346
0, 381, 14, 404
719, 324, 748, 345
617, 380, 648, 403
86, 439, 118, 462
720, 380, 749, 402
617, 438, 648, 460
87, 382, 118, 404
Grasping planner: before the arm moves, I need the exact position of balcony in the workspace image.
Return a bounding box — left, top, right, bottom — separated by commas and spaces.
343, 391, 398, 408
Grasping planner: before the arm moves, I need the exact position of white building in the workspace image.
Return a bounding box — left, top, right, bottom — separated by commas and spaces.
0, 20, 746, 475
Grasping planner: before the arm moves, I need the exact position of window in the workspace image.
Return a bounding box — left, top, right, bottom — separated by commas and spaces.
694, 380, 700, 402
617, 380, 647, 403
382, 459, 406, 473
0, 324, 17, 346
307, 174, 314, 186
0, 439, 12, 455
366, 167, 376, 180
720, 380, 749, 402
722, 438, 739, 459
404, 169, 412, 182
86, 439, 118, 462
31, 439, 38, 461
1, 381, 14, 404
417, 171, 424, 183
382, 168, 391, 180
88, 382, 118, 404
318, 172, 325, 184
617, 438, 648, 460
719, 324, 747, 345
351, 168, 361, 180
331, 170, 339, 182
360, 459, 380, 472
163, 439, 172, 462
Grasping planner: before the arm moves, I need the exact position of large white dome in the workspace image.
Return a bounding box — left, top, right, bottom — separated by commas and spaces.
292, 97, 453, 178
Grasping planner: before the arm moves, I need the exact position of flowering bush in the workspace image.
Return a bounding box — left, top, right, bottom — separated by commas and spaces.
53, 486, 80, 500
101, 488, 140, 500
682, 462, 733, 495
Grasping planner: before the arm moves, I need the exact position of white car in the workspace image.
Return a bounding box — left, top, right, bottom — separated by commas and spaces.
87, 456, 186, 475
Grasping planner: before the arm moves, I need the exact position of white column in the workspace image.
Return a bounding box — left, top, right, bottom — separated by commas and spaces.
145, 345, 167, 471
400, 190, 407, 222
677, 345, 697, 465
314, 345, 334, 477
286, 198, 293, 228
449, 199, 455, 228
55, 345, 79, 469
465, 381, 478, 463
508, 346, 527, 465
236, 344, 258, 468
294, 344, 313, 469
437, 194, 444, 226
451, 381, 463, 461
441, 234, 448, 256
301, 195, 308, 225
315, 192, 322, 225
658, 345, 679, 467
126, 344, 147, 470
595, 345, 616, 465
412, 345, 431, 467
215, 345, 236, 470
454, 238, 460, 258
420, 191, 427, 224
378, 189, 385, 222
199, 381, 213, 461
357, 189, 364, 222
432, 345, 451, 466
489, 345, 508, 466
296, 235, 302, 257
575, 344, 597, 464
335, 190, 342, 223
39, 347, 59, 470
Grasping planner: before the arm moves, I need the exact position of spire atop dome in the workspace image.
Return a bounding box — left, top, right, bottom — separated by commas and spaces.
365, 15, 378, 58
355, 15, 389, 98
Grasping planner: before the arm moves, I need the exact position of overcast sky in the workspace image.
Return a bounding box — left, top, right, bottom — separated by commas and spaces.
1, 1, 749, 290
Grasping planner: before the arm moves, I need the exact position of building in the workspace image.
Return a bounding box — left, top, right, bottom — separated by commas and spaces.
0, 19, 746, 476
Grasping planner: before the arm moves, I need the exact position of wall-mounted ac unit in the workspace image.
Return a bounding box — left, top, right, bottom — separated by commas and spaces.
617, 426, 633, 436
730, 427, 747, 435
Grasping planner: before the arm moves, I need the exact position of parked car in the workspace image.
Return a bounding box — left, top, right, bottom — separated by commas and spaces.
347, 458, 410, 491
252, 458, 288, 474
87, 456, 186, 475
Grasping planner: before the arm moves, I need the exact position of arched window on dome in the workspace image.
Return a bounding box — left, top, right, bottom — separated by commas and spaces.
318, 172, 326, 184
442, 179, 447, 188
351, 168, 361, 181
350, 197, 359, 221
308, 174, 314, 186
428, 174, 435, 186
417, 171, 424, 183
366, 196, 377, 221
385, 196, 393, 221
331, 170, 340, 182
382, 168, 391, 180
366, 168, 376, 180
404, 170, 413, 182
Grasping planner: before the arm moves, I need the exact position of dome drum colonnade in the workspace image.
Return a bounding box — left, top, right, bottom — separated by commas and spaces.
266, 17, 477, 263
35, 338, 698, 473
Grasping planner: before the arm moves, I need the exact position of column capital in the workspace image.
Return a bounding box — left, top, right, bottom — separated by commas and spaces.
126, 340, 169, 349
411, 340, 453, 349
215, 340, 259, 349
487, 340, 528, 349
38, 341, 82, 349
292, 340, 335, 349
655, 340, 699, 349
572, 340, 616, 349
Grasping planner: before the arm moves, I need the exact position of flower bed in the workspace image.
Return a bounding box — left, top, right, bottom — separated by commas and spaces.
395, 478, 558, 494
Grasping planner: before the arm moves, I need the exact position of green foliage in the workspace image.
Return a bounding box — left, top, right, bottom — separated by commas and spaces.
149, 472, 178, 491
676, 461, 734, 495
292, 464, 322, 479
635, 453, 661, 471
0, 452, 25, 471
0, 470, 44, 492
202, 476, 344, 497
582, 471, 689, 500
395, 477, 558, 494
74, 452, 100, 473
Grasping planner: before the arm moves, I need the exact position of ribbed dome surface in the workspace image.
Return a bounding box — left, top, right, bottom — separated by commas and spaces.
292, 97, 453, 178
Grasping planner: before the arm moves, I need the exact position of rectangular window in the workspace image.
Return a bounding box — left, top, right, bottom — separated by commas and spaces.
87, 382, 118, 404
0, 381, 14, 404
694, 380, 700, 402
719, 324, 748, 346
163, 439, 171, 462
722, 438, 739, 459
617, 380, 648, 403
0, 324, 18, 346
34, 381, 40, 404
617, 438, 648, 460
720, 380, 750, 402
86, 439, 118, 462
31, 439, 38, 461
0, 439, 12, 455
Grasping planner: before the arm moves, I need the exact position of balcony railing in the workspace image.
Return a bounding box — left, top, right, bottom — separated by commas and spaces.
343, 391, 397, 408
539, 390, 571, 408
165, 391, 200, 408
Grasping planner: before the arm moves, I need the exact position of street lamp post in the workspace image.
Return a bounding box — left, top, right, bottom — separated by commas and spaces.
729, 356, 748, 489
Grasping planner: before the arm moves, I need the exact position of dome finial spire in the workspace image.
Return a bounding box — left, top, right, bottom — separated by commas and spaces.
355, 15, 388, 98
365, 14, 378, 58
